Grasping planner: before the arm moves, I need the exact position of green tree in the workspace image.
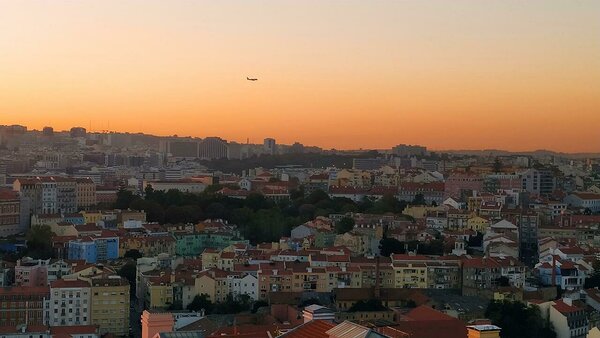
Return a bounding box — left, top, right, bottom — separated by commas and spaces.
485, 300, 556, 338
379, 238, 405, 257
25, 225, 54, 259
411, 193, 426, 206
336, 217, 355, 234
115, 188, 136, 209
118, 262, 137, 298
124, 249, 143, 260
187, 294, 214, 313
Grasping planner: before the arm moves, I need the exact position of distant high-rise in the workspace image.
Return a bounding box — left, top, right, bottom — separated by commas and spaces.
391, 144, 427, 157
70, 126, 87, 138
167, 139, 199, 158
199, 137, 228, 160
264, 138, 276, 155
42, 126, 54, 137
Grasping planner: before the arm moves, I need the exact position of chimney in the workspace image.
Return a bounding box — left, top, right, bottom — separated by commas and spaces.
551, 256, 556, 287
374, 255, 381, 299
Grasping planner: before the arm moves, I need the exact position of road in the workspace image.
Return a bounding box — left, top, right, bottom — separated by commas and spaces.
129, 298, 142, 338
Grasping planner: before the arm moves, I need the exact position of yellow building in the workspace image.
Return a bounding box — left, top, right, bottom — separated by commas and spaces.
194, 269, 229, 302
91, 276, 130, 336
467, 215, 490, 233
145, 274, 174, 309
334, 232, 366, 255
201, 249, 220, 269
75, 178, 97, 210
392, 262, 428, 288
50, 222, 78, 236
119, 236, 176, 257
81, 211, 102, 225
291, 267, 328, 293
467, 325, 501, 338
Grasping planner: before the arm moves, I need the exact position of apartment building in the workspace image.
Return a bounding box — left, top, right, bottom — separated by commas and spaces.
90, 276, 130, 336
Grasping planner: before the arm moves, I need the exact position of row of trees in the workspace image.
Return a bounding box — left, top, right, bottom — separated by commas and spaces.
115, 187, 426, 244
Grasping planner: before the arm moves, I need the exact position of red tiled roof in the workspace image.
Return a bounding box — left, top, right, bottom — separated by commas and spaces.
50, 279, 90, 288
50, 325, 98, 334
281, 320, 336, 338
553, 300, 583, 314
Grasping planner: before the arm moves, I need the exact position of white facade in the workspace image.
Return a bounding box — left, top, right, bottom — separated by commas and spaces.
47, 281, 91, 326
227, 274, 259, 300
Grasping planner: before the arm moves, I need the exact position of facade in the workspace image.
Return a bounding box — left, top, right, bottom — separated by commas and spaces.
522, 169, 556, 196
90, 276, 130, 336
75, 178, 97, 210
0, 188, 22, 236
55, 177, 77, 214
198, 137, 228, 160
68, 232, 119, 263
462, 256, 526, 296
0, 286, 49, 327
15, 258, 49, 287
174, 232, 247, 256
564, 192, 600, 213
47, 279, 92, 327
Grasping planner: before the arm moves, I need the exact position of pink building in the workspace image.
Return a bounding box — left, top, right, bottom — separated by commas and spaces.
141, 310, 174, 338
15, 258, 48, 287
444, 172, 484, 200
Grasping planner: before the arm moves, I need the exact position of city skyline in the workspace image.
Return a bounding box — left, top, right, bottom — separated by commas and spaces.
1, 1, 599, 152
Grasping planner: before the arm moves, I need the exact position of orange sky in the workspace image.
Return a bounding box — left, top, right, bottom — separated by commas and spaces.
1, 1, 599, 152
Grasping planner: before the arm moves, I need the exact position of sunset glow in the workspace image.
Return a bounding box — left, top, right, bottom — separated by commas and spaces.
1, 1, 599, 152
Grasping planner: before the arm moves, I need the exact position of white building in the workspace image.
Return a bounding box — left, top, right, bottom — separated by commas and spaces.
227, 273, 259, 300
47, 279, 91, 326
564, 192, 600, 213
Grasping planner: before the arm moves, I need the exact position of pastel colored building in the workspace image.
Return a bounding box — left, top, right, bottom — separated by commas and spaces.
68, 232, 119, 263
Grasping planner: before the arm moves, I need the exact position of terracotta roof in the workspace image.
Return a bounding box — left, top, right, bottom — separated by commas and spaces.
50, 279, 90, 288
50, 325, 98, 334
553, 299, 583, 314
280, 320, 336, 338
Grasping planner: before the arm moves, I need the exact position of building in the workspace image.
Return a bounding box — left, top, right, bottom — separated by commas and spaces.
90, 276, 130, 336
15, 258, 49, 287
466, 325, 501, 338
264, 138, 276, 155
55, 177, 77, 214
391, 144, 427, 157
68, 231, 119, 263
47, 279, 92, 326
0, 286, 49, 327
0, 188, 22, 236
537, 298, 589, 338
461, 256, 526, 297
198, 137, 228, 160
143, 179, 206, 194
521, 169, 556, 196
564, 192, 600, 213
75, 178, 97, 210
141, 310, 174, 338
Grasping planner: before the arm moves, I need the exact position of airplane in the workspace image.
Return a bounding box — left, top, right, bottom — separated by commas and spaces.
247, 77, 258, 81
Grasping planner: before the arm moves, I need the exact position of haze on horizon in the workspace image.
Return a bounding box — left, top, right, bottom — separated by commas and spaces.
1, 1, 599, 153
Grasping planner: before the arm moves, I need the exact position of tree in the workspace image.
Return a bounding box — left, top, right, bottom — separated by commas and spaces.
379, 238, 405, 257
124, 249, 143, 260
584, 259, 600, 288
336, 217, 355, 234
187, 294, 214, 313
411, 194, 426, 206
115, 188, 137, 209
25, 225, 54, 259
118, 262, 137, 298
485, 300, 556, 338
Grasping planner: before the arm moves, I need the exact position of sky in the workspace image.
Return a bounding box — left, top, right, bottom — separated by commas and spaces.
1, 1, 599, 152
